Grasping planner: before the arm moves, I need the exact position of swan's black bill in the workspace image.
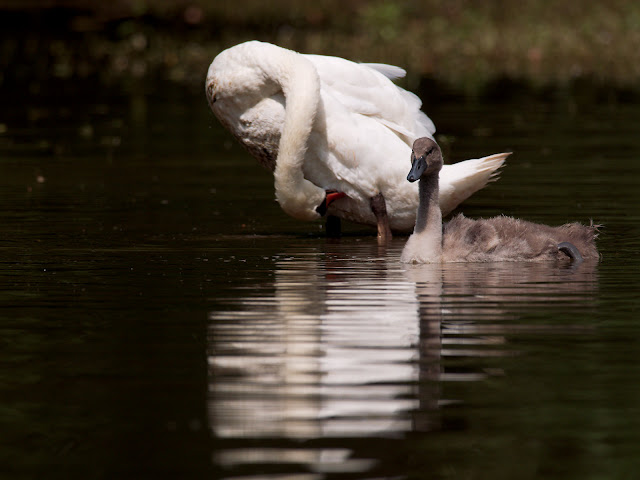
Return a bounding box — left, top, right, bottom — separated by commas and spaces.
315, 190, 347, 216
407, 157, 427, 182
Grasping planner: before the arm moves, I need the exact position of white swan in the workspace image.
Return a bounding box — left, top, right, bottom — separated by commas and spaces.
401, 138, 600, 264
205, 41, 510, 237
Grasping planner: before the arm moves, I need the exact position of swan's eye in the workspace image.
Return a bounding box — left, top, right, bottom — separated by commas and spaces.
424, 147, 434, 157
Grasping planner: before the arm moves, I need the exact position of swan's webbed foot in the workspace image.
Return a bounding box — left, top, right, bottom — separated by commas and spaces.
370, 192, 392, 242
558, 241, 584, 263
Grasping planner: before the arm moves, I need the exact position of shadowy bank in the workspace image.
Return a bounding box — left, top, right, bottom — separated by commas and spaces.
2, 0, 640, 99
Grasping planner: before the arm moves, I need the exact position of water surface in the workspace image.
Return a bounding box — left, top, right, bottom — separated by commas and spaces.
1, 80, 640, 479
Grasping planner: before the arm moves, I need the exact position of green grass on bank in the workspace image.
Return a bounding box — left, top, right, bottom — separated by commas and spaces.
2, 0, 640, 95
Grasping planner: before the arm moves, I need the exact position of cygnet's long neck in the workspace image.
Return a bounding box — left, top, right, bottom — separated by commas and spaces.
401, 173, 443, 263
415, 174, 441, 236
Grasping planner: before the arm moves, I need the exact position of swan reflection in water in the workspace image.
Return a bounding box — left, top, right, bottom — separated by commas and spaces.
207, 241, 598, 475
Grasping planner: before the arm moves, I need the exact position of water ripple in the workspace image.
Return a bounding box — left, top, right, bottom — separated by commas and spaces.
208, 245, 598, 477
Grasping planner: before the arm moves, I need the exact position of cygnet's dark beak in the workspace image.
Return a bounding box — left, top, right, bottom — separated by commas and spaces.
407, 157, 427, 182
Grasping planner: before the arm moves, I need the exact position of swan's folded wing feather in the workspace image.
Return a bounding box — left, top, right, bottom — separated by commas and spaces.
305, 54, 435, 139
359, 63, 406, 80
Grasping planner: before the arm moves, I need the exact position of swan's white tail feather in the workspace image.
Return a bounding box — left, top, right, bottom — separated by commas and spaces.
439, 152, 511, 216
477, 152, 511, 182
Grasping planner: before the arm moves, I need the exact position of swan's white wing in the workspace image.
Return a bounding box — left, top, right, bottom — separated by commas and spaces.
305, 54, 435, 141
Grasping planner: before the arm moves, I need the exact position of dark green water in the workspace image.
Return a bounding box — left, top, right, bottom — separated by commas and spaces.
1, 80, 640, 479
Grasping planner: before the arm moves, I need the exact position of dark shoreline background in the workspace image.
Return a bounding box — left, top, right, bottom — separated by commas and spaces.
2, 0, 640, 100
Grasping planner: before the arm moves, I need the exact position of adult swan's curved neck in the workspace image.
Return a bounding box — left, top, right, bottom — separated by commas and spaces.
268, 47, 326, 221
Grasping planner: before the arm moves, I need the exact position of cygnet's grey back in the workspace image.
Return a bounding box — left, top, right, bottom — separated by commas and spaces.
441, 214, 600, 263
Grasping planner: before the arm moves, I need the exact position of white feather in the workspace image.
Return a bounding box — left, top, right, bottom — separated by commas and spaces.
206, 41, 508, 232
